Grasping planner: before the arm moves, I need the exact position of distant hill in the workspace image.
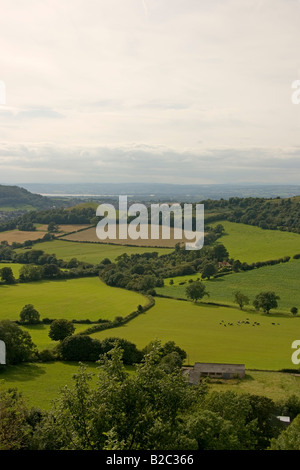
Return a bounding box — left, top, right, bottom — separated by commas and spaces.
0, 184, 57, 211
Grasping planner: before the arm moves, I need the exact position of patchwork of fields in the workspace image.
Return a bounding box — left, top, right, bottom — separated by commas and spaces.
1, 219, 300, 408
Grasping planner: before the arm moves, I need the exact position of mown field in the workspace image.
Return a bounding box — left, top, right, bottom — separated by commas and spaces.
0, 277, 147, 322
211, 221, 300, 263
0, 224, 91, 245
15, 239, 172, 264
157, 259, 300, 314
0, 262, 27, 278
91, 297, 299, 371
61, 224, 197, 248
20, 323, 91, 351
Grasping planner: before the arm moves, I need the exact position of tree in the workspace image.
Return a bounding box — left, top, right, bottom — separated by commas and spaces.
49, 319, 75, 342
47, 221, 59, 233
19, 304, 40, 324
42, 264, 61, 279
291, 307, 298, 316
233, 291, 250, 310
33, 342, 198, 450
187, 409, 239, 450
253, 291, 280, 314
270, 414, 300, 450
0, 266, 16, 284
201, 263, 217, 280
19, 264, 43, 282
0, 388, 32, 450
186, 281, 209, 303
232, 260, 242, 272
213, 244, 229, 262
59, 335, 103, 362
99, 337, 143, 365
0, 320, 37, 364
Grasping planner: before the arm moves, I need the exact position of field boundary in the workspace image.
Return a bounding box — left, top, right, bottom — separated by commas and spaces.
77, 295, 155, 335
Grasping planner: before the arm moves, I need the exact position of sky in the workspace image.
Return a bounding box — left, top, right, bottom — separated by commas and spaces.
0, 0, 300, 185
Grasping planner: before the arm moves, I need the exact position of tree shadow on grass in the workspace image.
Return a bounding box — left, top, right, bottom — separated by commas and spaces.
0, 363, 46, 382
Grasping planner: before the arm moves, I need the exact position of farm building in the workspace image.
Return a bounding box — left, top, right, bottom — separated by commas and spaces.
184, 362, 245, 384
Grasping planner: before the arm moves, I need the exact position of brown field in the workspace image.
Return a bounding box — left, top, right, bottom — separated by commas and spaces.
61, 225, 200, 248
0, 230, 46, 244
0, 225, 91, 245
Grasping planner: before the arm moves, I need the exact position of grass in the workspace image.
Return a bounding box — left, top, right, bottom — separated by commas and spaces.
157, 259, 300, 314
15, 239, 172, 264
0, 362, 100, 409
0, 277, 147, 322
1, 361, 299, 410
212, 221, 300, 263
20, 323, 92, 351
0, 262, 27, 278
90, 297, 300, 370
205, 370, 300, 402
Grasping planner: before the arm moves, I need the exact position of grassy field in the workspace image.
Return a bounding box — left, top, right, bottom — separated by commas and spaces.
15, 239, 172, 264
0, 263, 27, 278
0, 362, 100, 409
157, 260, 300, 314
1, 362, 299, 410
212, 221, 300, 263
90, 297, 300, 371
0, 277, 147, 322
20, 323, 92, 351
204, 370, 300, 402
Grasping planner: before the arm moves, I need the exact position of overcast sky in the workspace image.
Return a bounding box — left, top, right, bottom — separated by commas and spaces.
0, 0, 300, 184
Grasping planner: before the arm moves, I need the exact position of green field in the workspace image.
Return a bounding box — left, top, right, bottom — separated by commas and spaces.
90, 297, 300, 370
0, 277, 147, 322
212, 221, 300, 263
15, 239, 172, 264
1, 362, 300, 410
0, 263, 26, 278
157, 260, 300, 314
21, 323, 91, 351
0, 362, 100, 409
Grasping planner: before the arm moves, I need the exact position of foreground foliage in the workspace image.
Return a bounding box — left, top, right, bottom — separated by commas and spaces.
3, 341, 300, 450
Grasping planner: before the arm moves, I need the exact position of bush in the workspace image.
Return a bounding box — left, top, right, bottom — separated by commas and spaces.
38, 349, 57, 362
100, 337, 143, 365
19, 304, 41, 325
0, 320, 37, 364
49, 319, 75, 341
60, 335, 102, 361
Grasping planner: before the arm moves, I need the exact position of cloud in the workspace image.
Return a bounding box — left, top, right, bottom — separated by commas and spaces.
0, 0, 299, 184
0, 142, 299, 184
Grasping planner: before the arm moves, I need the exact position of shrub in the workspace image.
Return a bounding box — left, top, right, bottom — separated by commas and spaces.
38, 349, 57, 362
60, 335, 102, 361
19, 304, 41, 325
49, 319, 75, 341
